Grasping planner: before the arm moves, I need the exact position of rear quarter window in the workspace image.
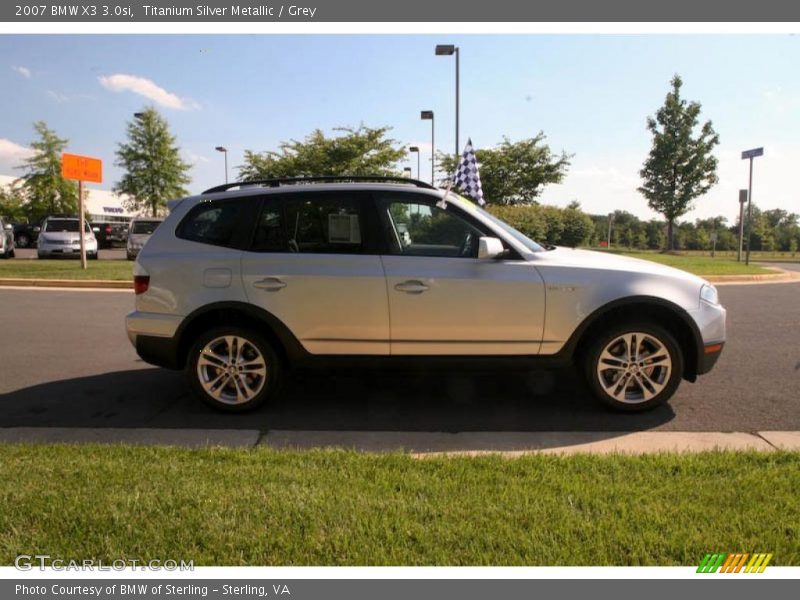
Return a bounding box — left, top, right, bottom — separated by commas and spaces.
176, 199, 249, 248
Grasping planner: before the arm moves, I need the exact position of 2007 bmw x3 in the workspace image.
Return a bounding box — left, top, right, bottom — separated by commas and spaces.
126, 177, 726, 413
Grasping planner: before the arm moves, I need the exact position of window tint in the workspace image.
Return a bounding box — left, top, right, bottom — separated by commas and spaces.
177, 200, 245, 248
378, 198, 485, 258
131, 220, 161, 235
251, 195, 364, 254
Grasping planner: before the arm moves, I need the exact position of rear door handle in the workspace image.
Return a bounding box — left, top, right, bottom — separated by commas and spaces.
394, 280, 429, 294
253, 277, 287, 292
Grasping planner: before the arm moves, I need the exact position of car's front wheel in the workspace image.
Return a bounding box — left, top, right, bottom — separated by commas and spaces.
583, 323, 683, 412
187, 327, 280, 412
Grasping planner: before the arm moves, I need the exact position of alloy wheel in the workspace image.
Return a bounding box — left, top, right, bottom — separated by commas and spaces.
595, 332, 672, 404
196, 335, 268, 405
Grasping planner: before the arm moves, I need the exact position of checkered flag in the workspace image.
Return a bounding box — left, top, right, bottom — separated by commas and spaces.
452, 138, 485, 206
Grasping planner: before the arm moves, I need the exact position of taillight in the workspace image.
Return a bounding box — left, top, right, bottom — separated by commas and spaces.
134, 275, 150, 295
105, 225, 112, 234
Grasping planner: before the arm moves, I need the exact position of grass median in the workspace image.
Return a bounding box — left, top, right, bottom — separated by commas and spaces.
0, 259, 133, 281
0, 445, 797, 566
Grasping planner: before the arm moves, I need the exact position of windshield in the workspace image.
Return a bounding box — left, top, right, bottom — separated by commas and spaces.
450, 194, 544, 253
132, 221, 161, 235
43, 219, 88, 233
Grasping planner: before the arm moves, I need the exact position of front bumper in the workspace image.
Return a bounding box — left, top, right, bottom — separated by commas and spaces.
38, 241, 98, 256
688, 300, 727, 376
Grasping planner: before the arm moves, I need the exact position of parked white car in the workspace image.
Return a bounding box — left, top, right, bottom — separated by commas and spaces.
0, 216, 15, 259
126, 177, 726, 413
37, 216, 98, 259
127, 218, 163, 261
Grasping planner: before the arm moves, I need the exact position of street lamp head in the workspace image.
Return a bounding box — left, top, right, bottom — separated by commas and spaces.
133, 112, 145, 119
435, 44, 456, 56
215, 146, 227, 153
421, 110, 434, 120
409, 146, 420, 153
403, 167, 412, 175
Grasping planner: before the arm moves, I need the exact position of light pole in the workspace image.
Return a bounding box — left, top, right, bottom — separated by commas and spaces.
215, 146, 228, 184
435, 44, 459, 157
737, 189, 747, 262
408, 146, 420, 180
741, 147, 764, 266
421, 111, 434, 185
607, 213, 614, 248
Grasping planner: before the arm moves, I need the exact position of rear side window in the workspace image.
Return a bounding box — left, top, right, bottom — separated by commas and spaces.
177, 200, 246, 248
251, 194, 364, 254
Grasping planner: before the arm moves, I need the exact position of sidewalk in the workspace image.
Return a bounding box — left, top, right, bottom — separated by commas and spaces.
1, 428, 799, 454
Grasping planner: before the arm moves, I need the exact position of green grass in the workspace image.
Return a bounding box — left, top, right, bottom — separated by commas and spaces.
0, 445, 797, 566
597, 250, 773, 276
0, 259, 132, 280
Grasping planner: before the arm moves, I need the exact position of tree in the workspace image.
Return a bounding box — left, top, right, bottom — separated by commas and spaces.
239, 125, 407, 180
638, 75, 719, 250
16, 121, 79, 222
438, 134, 571, 205
0, 181, 28, 221
114, 107, 190, 217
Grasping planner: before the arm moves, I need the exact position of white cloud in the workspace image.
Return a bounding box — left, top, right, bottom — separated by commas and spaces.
0, 138, 34, 160
98, 73, 200, 111
186, 151, 210, 164
11, 65, 31, 78
46, 90, 69, 103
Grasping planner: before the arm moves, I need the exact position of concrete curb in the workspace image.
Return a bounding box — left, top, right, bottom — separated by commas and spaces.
2, 428, 800, 454
0, 278, 132, 289
705, 266, 800, 284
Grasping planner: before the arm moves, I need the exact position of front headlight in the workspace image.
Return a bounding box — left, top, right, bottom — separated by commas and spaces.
700, 284, 719, 306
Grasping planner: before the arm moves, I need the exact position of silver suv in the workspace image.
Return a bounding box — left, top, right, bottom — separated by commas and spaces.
126, 177, 726, 413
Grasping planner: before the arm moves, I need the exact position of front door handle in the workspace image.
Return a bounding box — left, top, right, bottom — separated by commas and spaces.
394, 280, 429, 294
253, 277, 287, 292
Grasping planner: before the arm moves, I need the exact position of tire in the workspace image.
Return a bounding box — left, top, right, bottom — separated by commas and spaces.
582, 322, 684, 412
8, 248, 14, 258
127, 253, 135, 261
89, 252, 98, 260
186, 326, 281, 412
16, 234, 30, 248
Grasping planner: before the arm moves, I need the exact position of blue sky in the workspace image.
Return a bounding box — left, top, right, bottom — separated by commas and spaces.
1, 34, 798, 222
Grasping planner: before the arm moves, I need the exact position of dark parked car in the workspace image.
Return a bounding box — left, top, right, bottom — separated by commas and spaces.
91, 221, 128, 249
12, 222, 40, 248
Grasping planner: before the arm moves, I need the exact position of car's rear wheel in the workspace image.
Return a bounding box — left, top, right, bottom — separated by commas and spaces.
187, 327, 280, 412
583, 322, 683, 412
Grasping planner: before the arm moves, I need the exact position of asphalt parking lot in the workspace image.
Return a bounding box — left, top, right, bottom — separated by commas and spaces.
12, 247, 127, 260
0, 279, 798, 434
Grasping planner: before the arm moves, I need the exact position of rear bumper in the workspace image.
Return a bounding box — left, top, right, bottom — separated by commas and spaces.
126, 311, 183, 369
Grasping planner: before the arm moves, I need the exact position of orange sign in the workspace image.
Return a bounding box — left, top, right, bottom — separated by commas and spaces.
61, 153, 102, 183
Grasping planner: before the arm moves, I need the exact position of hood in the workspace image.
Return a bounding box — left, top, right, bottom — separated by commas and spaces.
128, 233, 152, 244
537, 247, 706, 284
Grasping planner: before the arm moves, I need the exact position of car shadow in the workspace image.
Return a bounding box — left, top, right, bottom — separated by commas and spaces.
0, 366, 675, 436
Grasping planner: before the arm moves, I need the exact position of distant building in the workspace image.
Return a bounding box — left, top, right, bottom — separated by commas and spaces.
1, 174, 146, 224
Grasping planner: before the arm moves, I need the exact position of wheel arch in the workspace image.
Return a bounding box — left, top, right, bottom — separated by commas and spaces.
563, 296, 703, 382
174, 301, 306, 370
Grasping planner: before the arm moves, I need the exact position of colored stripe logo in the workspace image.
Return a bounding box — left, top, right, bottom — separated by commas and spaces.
697, 552, 772, 573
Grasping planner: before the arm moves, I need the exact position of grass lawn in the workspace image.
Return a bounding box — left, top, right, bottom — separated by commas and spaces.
0, 259, 132, 280
0, 445, 797, 566
599, 250, 773, 276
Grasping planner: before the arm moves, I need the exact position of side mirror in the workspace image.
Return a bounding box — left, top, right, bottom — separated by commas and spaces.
478, 236, 505, 259
33, 226, 40, 232
3, 224, 12, 231
92, 227, 100, 233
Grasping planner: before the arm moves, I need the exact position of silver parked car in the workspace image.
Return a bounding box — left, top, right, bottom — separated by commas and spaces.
37, 216, 98, 259
127, 217, 163, 261
126, 177, 726, 413
0, 216, 15, 259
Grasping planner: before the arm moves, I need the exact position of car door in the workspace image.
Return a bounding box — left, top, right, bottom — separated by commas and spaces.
376, 193, 546, 355
241, 191, 390, 355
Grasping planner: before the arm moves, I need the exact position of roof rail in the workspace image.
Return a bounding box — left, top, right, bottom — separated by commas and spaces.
201, 176, 437, 195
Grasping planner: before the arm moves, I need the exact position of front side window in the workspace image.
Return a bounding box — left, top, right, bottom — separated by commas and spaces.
251, 195, 364, 254
377, 196, 485, 258
177, 200, 246, 248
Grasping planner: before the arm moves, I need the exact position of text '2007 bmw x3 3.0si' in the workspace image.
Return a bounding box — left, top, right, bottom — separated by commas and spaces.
125, 177, 726, 413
